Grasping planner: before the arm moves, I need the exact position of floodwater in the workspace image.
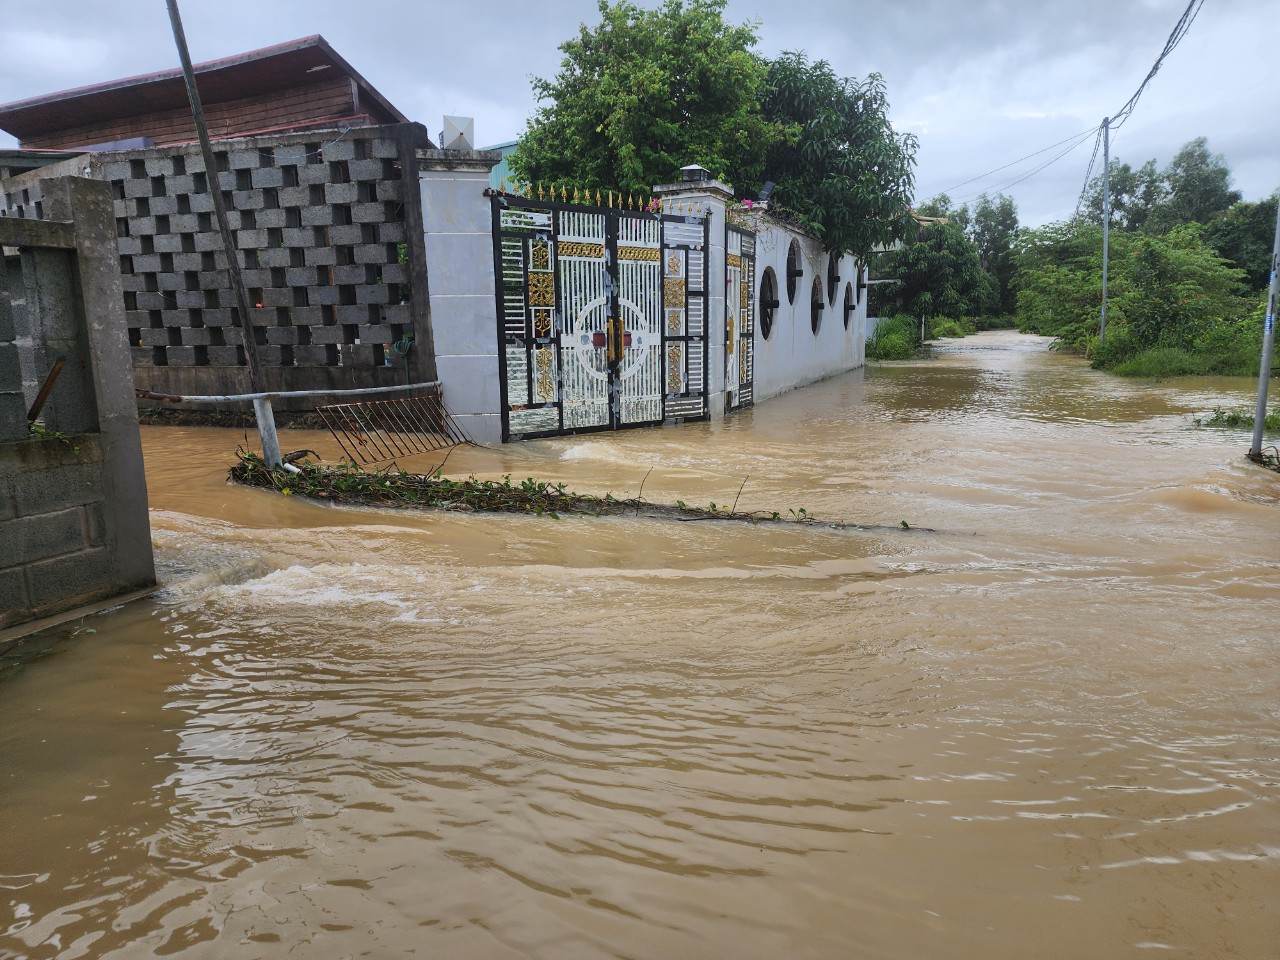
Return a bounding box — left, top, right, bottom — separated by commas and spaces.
2, 330, 1277, 959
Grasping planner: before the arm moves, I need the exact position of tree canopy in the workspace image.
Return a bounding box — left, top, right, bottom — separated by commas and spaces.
510, 1, 918, 259
758, 52, 917, 258
874, 196, 996, 320
1082, 137, 1242, 235
1013, 218, 1258, 374
968, 194, 1019, 314
510, 0, 775, 196
1201, 191, 1280, 290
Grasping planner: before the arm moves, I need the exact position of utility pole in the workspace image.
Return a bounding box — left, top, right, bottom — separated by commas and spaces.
165, 0, 263, 393
1248, 197, 1280, 460
1099, 118, 1111, 348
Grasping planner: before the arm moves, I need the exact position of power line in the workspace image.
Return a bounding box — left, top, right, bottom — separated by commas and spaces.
919, 125, 1098, 204
1074, 124, 1106, 219
1111, 0, 1205, 129
915, 0, 1205, 214
945, 128, 1099, 204
1073, 1, 1204, 220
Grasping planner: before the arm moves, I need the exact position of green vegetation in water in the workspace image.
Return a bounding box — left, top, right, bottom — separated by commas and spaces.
228, 452, 930, 533
866, 314, 921, 360
1194, 406, 1280, 432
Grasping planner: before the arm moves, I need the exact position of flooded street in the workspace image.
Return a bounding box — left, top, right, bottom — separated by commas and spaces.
2, 330, 1277, 959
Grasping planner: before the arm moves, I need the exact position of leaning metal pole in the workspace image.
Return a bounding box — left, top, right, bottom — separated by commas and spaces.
165, 0, 271, 460
1099, 117, 1111, 348
1248, 197, 1280, 460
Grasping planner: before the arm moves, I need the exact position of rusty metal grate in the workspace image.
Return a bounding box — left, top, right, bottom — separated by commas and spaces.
316, 390, 469, 465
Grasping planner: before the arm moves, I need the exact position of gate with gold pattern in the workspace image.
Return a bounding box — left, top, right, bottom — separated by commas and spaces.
494, 192, 709, 441
725, 225, 756, 412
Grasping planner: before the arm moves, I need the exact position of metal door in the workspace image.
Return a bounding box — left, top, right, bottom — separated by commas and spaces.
725, 225, 756, 411
494, 193, 709, 440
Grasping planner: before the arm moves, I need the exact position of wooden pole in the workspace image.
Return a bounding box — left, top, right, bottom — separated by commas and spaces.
165, 0, 264, 394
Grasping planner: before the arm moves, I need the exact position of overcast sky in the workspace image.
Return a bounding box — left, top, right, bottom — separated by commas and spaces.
1, 0, 1275, 226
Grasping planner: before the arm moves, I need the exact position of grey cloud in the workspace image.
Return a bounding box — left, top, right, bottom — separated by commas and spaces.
1, 0, 1275, 226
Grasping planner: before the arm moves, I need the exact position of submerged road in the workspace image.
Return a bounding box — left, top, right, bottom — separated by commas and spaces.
2, 331, 1277, 958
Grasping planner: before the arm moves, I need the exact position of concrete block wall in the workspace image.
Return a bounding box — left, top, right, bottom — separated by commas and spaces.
0, 436, 119, 628
0, 178, 154, 632
0, 124, 437, 405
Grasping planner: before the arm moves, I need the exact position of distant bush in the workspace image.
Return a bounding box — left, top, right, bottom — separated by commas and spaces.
1112, 347, 1209, 378
870, 332, 915, 360
930, 319, 969, 339
867, 313, 921, 360
974, 314, 1017, 330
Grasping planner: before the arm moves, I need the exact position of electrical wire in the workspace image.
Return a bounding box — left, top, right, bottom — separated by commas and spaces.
917, 0, 1205, 215
1071, 0, 1203, 219
1073, 124, 1106, 219
918, 125, 1099, 204
944, 127, 1099, 204
1109, 0, 1205, 129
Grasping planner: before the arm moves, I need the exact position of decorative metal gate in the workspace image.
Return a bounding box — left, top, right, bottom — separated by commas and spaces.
725, 225, 756, 411
494, 193, 709, 440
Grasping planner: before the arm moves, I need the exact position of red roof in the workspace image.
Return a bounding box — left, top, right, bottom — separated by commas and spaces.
0, 35, 408, 145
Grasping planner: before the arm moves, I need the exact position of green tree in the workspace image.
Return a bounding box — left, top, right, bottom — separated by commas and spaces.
1082, 158, 1165, 231
1202, 191, 1279, 290
968, 193, 1019, 314
510, 0, 777, 194
512, 4, 919, 259
877, 219, 995, 320
1013, 220, 1112, 348
1081, 138, 1242, 235
758, 52, 918, 257
1013, 218, 1255, 373
1151, 137, 1241, 230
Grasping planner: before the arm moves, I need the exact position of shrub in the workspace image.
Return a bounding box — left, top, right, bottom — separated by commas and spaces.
1111, 347, 1207, 378
974, 314, 1017, 330
866, 313, 921, 360
869, 332, 915, 360
930, 319, 968, 339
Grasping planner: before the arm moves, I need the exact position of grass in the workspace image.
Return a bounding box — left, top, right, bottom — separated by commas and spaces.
866, 314, 920, 360
1194, 406, 1280, 433
228, 452, 929, 533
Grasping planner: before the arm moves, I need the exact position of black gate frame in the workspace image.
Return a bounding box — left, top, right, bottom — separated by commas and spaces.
725, 222, 756, 412
492, 193, 710, 442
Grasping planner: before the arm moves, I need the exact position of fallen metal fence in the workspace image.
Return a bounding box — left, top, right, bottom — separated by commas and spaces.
316, 391, 469, 465
135, 379, 468, 467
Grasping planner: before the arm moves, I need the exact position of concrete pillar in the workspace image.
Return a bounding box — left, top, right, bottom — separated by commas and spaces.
417, 149, 502, 444
41, 177, 155, 594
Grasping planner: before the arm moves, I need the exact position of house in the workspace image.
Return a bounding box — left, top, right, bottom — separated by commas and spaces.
0, 35, 407, 152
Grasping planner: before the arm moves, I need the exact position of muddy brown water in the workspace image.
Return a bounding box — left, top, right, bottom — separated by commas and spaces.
2, 331, 1277, 959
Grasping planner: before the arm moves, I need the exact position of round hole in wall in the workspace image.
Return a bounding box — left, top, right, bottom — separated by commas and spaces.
758, 267, 778, 340
810, 277, 824, 336
786, 239, 803, 304
843, 281, 854, 330
826, 254, 840, 306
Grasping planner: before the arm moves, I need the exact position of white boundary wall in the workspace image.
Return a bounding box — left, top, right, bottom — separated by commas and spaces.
652, 180, 865, 411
